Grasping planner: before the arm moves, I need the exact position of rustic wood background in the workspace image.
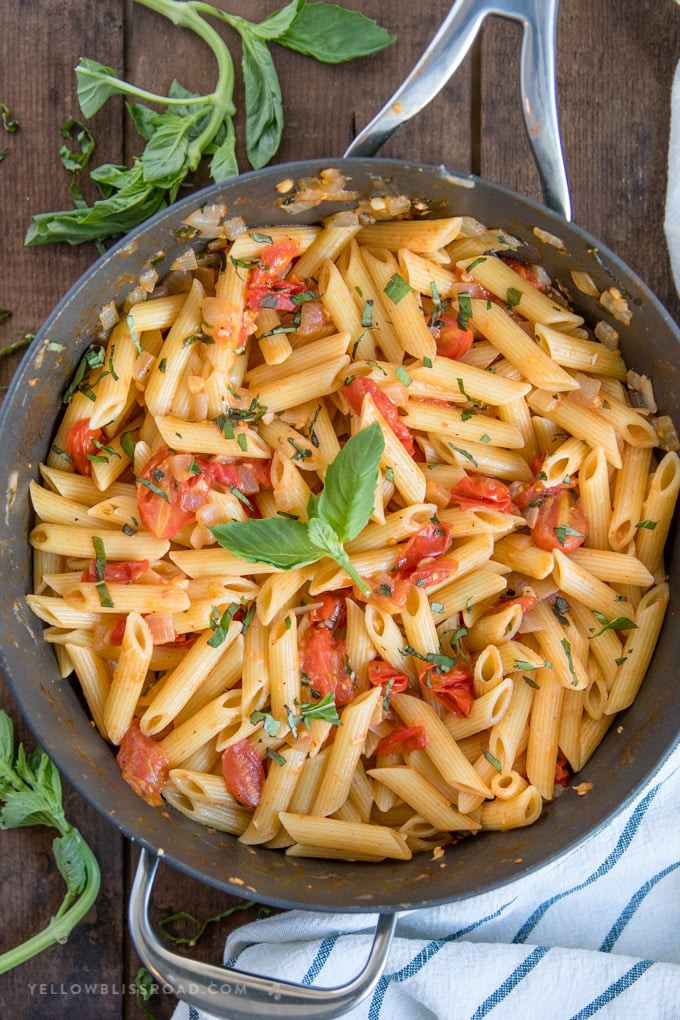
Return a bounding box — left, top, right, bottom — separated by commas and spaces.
1, 1, 678, 1017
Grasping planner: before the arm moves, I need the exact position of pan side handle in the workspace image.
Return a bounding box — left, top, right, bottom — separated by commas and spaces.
128, 848, 397, 1020
344, 0, 571, 222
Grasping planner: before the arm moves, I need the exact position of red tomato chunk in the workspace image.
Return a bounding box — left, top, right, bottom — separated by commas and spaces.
300, 625, 354, 706
374, 725, 427, 756
344, 376, 415, 456
221, 739, 264, 808
116, 719, 170, 807
65, 418, 104, 476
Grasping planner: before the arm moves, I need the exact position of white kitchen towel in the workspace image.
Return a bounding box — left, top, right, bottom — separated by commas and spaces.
171, 743, 680, 1020
664, 58, 680, 296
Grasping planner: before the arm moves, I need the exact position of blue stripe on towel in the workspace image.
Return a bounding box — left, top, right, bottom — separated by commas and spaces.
470, 945, 551, 1019
599, 860, 680, 952
568, 959, 655, 1019
512, 783, 661, 944
367, 900, 514, 1020
301, 935, 338, 984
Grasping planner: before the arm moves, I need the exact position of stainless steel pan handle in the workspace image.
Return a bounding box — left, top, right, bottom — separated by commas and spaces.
129, 849, 397, 1020
345, 0, 571, 221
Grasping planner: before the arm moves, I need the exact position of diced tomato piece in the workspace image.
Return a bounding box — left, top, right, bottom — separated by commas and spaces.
492, 592, 538, 614
309, 590, 349, 629
555, 749, 572, 786
502, 258, 550, 292
531, 490, 588, 552
116, 719, 170, 806
434, 314, 474, 360
221, 739, 264, 808
81, 559, 150, 583
108, 617, 128, 646
65, 418, 105, 476
374, 725, 427, 756
300, 624, 354, 706
408, 557, 458, 589
366, 573, 411, 611
395, 522, 452, 578
449, 473, 516, 514
418, 662, 474, 717
136, 448, 213, 539
246, 240, 304, 311
367, 660, 410, 694
344, 377, 415, 456
210, 458, 272, 493
136, 449, 271, 539
513, 471, 577, 513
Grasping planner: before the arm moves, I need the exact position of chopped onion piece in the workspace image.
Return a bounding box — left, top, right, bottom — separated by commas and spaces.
570, 270, 599, 297
138, 265, 159, 293
627, 370, 657, 412
99, 301, 120, 331
132, 350, 156, 387
653, 414, 680, 451
594, 319, 620, 348
182, 203, 228, 239
533, 225, 569, 254
568, 372, 601, 408
123, 285, 148, 313
223, 216, 247, 240
171, 248, 199, 272
600, 287, 633, 325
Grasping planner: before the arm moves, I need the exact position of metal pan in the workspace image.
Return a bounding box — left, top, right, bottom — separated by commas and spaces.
1, 1, 678, 1016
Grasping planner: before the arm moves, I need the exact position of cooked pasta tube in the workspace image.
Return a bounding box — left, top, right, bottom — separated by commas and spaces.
141, 620, 243, 735
368, 767, 480, 831
526, 667, 564, 801
392, 693, 492, 798
104, 613, 153, 745
479, 785, 543, 830
444, 677, 513, 741
280, 812, 411, 860
605, 584, 670, 714
310, 687, 381, 817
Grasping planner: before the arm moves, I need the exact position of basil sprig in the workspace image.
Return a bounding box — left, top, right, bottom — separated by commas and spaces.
211, 424, 384, 596
26, 0, 394, 247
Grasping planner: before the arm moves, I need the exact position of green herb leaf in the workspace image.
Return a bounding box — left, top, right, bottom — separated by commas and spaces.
207, 602, 241, 647
241, 34, 284, 170
250, 710, 281, 737
384, 273, 412, 304
635, 519, 657, 530
553, 524, 586, 546
0, 710, 100, 974
318, 423, 384, 542
482, 748, 502, 772
212, 516, 322, 569
506, 287, 522, 309
457, 293, 472, 330
590, 611, 638, 639
276, 3, 395, 62
75, 57, 125, 117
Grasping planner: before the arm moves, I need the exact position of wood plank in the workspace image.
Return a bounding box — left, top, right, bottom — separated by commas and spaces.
479, 0, 680, 321
0, 3, 126, 1018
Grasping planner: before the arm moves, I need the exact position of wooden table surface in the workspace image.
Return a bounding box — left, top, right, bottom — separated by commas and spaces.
1, 1, 678, 1017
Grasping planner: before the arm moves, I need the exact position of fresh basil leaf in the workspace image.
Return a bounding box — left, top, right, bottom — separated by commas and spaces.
141, 114, 192, 186
58, 119, 95, 175
317, 423, 384, 542
53, 829, 87, 898
276, 3, 396, 62
76, 57, 126, 117
211, 516, 321, 569
209, 130, 238, 182
125, 101, 159, 141
250, 0, 305, 39
590, 611, 638, 639
241, 34, 284, 170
